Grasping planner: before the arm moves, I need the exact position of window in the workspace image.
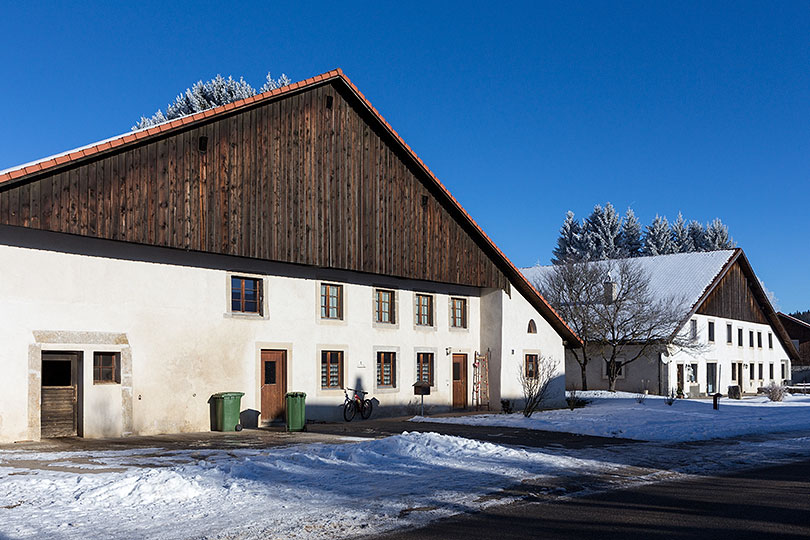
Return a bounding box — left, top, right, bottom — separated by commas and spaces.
320, 284, 343, 320
602, 359, 624, 379
231, 276, 261, 314
768, 333, 773, 349
731, 363, 737, 382
525, 354, 539, 378
93, 352, 121, 384
416, 352, 434, 385
377, 351, 396, 387
690, 320, 697, 340
738, 328, 743, 347
758, 363, 763, 380
708, 321, 715, 342
781, 362, 787, 380
527, 319, 537, 334
451, 297, 467, 328
757, 332, 762, 348
726, 324, 732, 344
749, 363, 755, 380
375, 289, 396, 324
749, 331, 754, 348
415, 294, 433, 326
769, 363, 774, 380
320, 351, 343, 389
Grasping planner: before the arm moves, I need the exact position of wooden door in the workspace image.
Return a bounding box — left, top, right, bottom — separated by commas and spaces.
706, 362, 717, 394
452, 354, 467, 409
261, 350, 287, 424
41, 352, 79, 438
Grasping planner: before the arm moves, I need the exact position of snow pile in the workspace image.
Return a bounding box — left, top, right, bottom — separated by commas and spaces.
0, 432, 610, 540
411, 392, 810, 442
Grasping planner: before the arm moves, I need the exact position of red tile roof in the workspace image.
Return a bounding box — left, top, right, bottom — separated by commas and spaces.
0, 69, 580, 345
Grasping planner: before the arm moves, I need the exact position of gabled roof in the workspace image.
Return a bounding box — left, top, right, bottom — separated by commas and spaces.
521, 249, 798, 361
778, 312, 810, 340
0, 69, 580, 346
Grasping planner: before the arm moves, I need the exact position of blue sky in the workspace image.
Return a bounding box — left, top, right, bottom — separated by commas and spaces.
2, 2, 808, 311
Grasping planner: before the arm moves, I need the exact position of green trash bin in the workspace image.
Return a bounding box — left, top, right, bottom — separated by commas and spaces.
211, 392, 245, 432
285, 392, 307, 432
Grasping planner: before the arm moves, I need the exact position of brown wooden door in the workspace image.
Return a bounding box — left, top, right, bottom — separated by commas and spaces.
261, 350, 287, 424
41, 352, 79, 438
452, 354, 467, 409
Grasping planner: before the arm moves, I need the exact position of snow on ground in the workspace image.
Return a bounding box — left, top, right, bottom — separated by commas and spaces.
410, 391, 810, 442
0, 432, 613, 540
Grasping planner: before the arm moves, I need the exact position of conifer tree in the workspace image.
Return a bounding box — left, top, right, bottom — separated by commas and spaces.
619, 208, 642, 257
704, 218, 735, 250
134, 72, 291, 130
643, 215, 674, 255
551, 211, 584, 264
687, 220, 707, 252
671, 212, 693, 253
581, 205, 605, 260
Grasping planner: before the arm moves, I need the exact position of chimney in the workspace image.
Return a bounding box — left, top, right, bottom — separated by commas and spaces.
603, 271, 618, 304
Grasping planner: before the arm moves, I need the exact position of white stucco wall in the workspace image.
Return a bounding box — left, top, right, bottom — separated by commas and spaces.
564, 313, 792, 396
484, 287, 566, 411
0, 242, 562, 442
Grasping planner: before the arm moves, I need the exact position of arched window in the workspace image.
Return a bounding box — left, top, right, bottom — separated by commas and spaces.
527, 319, 537, 334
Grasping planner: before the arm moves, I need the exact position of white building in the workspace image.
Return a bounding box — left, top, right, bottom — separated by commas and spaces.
523, 250, 798, 396
0, 70, 578, 443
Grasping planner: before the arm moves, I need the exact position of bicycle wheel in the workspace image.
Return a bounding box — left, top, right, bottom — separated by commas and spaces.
360, 399, 373, 419
343, 401, 356, 422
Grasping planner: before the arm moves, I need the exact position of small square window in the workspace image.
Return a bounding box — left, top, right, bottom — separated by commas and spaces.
93, 352, 121, 384
377, 351, 396, 387
321, 284, 343, 320
451, 298, 467, 329
415, 294, 434, 326
231, 276, 262, 314
416, 352, 434, 385
321, 351, 343, 389
375, 289, 396, 324
524, 354, 539, 379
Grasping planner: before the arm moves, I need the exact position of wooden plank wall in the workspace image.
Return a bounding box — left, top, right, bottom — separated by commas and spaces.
697, 262, 768, 324
0, 83, 508, 290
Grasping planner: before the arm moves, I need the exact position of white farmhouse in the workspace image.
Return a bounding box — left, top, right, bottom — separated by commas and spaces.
0, 70, 578, 443
523, 250, 798, 396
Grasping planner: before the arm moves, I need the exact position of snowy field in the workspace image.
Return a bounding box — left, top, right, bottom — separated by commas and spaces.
0, 432, 614, 540
411, 391, 810, 441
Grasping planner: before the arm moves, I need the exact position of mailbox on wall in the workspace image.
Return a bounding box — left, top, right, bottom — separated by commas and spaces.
413, 381, 431, 396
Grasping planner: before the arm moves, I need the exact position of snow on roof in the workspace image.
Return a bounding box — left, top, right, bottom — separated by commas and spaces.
521, 250, 736, 324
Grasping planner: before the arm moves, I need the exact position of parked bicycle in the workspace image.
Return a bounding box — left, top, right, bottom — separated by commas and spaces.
343, 388, 373, 421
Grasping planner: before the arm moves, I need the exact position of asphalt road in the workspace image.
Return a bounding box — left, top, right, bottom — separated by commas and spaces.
374, 458, 810, 540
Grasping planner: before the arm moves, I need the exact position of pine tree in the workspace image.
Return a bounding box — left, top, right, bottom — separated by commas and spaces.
582, 203, 622, 260
582, 205, 605, 260
704, 218, 735, 250
671, 212, 693, 253
687, 220, 707, 252
134, 71, 291, 130
643, 215, 674, 255
552, 211, 584, 264
618, 208, 642, 257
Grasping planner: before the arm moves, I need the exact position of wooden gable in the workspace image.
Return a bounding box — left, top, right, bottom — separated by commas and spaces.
696, 260, 768, 324
0, 80, 509, 290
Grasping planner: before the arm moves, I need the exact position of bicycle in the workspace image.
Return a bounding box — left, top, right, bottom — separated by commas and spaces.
343, 388, 373, 421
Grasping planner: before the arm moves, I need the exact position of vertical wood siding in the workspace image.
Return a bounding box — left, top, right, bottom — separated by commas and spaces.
697, 262, 768, 324
0, 83, 508, 290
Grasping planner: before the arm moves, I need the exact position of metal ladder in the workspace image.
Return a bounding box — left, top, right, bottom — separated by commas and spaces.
473, 349, 490, 411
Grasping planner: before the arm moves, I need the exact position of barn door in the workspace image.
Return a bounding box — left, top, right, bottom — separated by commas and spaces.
41, 352, 80, 438
452, 354, 467, 409
261, 350, 287, 424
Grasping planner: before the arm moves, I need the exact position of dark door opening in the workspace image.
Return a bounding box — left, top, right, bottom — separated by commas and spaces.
41, 352, 82, 438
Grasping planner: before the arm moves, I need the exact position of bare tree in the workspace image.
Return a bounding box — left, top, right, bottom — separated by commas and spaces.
535, 258, 703, 392
536, 260, 604, 390
518, 354, 557, 417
